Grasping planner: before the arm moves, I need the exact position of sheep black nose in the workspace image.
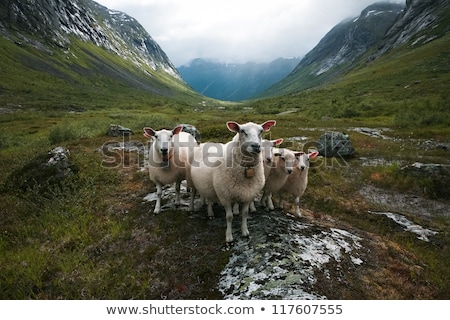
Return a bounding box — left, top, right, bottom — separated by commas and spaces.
300, 165, 306, 170
287, 169, 293, 174
251, 143, 261, 153
160, 148, 168, 154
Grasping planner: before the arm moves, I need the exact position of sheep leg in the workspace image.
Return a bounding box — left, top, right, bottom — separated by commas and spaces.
154, 183, 162, 214
267, 192, 275, 210
225, 203, 234, 243
250, 200, 256, 213
189, 187, 196, 212
233, 203, 239, 215
174, 180, 181, 206
241, 202, 250, 238
207, 200, 214, 219
261, 191, 268, 208
294, 196, 301, 217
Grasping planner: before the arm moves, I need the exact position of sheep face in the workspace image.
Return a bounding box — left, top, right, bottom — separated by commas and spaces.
143, 125, 183, 166
275, 149, 297, 174
295, 150, 319, 171
227, 120, 276, 157
262, 138, 284, 166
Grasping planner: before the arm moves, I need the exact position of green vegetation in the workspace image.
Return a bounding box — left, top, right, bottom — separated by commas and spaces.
0, 27, 449, 299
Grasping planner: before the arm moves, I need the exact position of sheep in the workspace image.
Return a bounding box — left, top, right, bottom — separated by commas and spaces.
187, 141, 224, 219
232, 138, 283, 214
189, 120, 276, 243
260, 148, 297, 211
143, 125, 197, 214
279, 150, 319, 217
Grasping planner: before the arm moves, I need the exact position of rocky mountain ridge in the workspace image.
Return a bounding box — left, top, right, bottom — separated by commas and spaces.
372, 0, 450, 58
0, 0, 195, 107
260, 2, 405, 97
0, 0, 180, 79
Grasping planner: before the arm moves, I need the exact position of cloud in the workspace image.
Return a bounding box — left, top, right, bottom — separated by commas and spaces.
96, 0, 406, 66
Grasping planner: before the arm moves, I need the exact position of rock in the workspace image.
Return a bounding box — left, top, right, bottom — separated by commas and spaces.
179, 123, 201, 143
106, 124, 133, 137
317, 131, 355, 158
217, 211, 366, 299
6, 147, 78, 195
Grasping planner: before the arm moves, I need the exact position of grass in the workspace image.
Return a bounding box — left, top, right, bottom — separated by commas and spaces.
0, 105, 449, 299
0, 25, 449, 299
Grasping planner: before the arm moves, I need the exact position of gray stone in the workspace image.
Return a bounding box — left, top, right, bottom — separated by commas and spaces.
317, 131, 355, 158
179, 123, 201, 143
106, 124, 133, 137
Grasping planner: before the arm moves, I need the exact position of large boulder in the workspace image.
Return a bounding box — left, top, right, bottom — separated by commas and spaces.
317, 131, 355, 158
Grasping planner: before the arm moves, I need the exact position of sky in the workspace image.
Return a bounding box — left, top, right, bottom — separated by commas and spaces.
95, 0, 406, 67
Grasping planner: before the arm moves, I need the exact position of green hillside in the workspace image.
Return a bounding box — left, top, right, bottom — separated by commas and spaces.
0, 36, 203, 111
248, 33, 450, 129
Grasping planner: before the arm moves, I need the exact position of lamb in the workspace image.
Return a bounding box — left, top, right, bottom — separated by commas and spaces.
279, 150, 319, 217
261, 148, 297, 211
189, 120, 276, 243
143, 125, 197, 214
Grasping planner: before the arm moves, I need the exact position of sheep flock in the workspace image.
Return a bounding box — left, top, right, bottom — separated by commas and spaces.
144, 120, 318, 244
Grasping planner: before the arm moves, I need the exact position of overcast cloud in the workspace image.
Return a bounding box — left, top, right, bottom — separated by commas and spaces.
95, 0, 405, 67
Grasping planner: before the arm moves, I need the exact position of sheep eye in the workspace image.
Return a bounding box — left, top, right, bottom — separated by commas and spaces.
241, 129, 247, 136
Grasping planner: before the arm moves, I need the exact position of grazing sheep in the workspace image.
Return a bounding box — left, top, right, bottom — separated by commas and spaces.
143, 125, 197, 214
190, 120, 276, 243
261, 148, 297, 210
279, 150, 319, 217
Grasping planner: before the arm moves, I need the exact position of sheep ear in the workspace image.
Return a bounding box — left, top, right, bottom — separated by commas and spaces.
227, 121, 240, 133
273, 138, 283, 146
143, 127, 155, 138
261, 120, 276, 132
172, 125, 184, 135
309, 150, 319, 159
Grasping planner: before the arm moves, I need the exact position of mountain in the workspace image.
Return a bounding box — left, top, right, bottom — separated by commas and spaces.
0, 0, 198, 110
260, 2, 405, 98
371, 0, 450, 58
178, 57, 301, 101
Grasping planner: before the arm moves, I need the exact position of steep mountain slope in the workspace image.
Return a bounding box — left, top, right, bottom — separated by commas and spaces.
260, 2, 405, 98
0, 0, 199, 110
372, 0, 450, 58
178, 57, 301, 101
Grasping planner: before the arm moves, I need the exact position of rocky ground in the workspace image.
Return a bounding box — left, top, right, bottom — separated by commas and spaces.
99, 126, 449, 299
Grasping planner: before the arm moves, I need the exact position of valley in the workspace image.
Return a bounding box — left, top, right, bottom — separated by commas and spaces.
0, 0, 449, 300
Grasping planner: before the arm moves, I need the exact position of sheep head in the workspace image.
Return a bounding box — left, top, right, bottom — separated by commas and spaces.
143, 125, 183, 166
226, 120, 276, 156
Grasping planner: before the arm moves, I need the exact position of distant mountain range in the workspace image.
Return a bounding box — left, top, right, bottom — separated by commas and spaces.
0, 0, 449, 110
177, 57, 301, 101
261, 0, 450, 98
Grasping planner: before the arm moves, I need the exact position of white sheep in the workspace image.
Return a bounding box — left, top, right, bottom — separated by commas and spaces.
143, 125, 196, 214
187, 141, 224, 219
279, 150, 319, 217
232, 138, 283, 214
190, 120, 276, 243
261, 148, 297, 210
